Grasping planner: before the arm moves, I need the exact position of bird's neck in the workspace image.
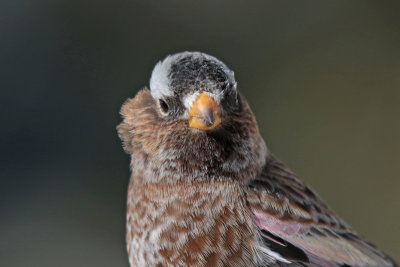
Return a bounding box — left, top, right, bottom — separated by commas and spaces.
126, 175, 258, 266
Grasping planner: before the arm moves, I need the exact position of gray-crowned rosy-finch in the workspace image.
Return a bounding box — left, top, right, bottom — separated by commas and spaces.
117, 52, 396, 266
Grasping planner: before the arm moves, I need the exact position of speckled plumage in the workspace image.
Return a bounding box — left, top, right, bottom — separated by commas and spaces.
117, 52, 396, 267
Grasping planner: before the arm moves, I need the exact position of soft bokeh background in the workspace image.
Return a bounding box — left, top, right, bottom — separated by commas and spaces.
1, 1, 399, 266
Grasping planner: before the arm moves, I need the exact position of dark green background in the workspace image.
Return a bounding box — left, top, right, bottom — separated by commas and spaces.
1, 1, 399, 266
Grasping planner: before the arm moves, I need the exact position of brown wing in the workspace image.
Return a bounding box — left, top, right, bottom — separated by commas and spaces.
246, 154, 397, 266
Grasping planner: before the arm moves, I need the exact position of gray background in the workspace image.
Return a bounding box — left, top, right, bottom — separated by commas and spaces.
1, 1, 399, 266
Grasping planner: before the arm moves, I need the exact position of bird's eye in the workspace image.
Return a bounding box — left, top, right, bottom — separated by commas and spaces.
159, 99, 169, 114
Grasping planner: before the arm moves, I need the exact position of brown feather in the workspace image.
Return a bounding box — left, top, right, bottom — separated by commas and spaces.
247, 155, 397, 266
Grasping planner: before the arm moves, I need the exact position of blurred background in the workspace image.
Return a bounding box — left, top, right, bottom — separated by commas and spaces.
1, 1, 399, 266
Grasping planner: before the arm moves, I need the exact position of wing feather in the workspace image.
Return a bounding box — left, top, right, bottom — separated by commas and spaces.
246, 154, 396, 266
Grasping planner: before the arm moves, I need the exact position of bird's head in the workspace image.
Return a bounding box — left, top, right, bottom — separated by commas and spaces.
118, 52, 267, 182
149, 51, 238, 131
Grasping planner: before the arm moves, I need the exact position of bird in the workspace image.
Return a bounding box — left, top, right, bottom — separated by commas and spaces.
117, 51, 397, 267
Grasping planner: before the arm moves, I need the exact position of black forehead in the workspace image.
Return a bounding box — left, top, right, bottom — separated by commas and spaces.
168, 54, 234, 96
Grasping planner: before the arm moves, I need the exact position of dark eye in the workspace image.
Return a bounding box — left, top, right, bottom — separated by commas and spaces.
159, 99, 169, 114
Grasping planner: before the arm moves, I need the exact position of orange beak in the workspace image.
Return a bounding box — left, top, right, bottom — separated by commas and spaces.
189, 93, 221, 130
